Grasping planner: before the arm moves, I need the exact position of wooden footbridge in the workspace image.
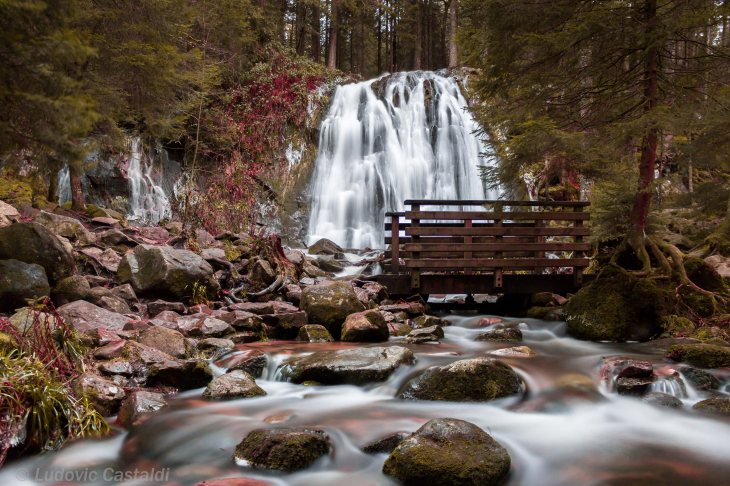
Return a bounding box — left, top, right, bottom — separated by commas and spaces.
373, 200, 594, 297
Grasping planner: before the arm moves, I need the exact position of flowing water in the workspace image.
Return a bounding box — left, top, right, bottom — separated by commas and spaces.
306, 72, 499, 249
126, 138, 171, 225
3, 315, 730, 486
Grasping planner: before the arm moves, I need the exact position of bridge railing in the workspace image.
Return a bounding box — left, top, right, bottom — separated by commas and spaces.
385, 199, 591, 290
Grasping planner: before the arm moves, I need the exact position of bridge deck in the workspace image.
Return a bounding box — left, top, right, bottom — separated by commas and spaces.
374, 199, 592, 296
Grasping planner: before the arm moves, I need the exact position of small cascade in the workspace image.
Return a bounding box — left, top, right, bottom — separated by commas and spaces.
306, 71, 499, 249
56, 165, 71, 205
126, 137, 171, 225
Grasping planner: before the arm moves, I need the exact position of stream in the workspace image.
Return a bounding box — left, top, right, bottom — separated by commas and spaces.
3, 314, 730, 486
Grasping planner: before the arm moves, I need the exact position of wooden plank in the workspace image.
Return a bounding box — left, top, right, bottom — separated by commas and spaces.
403, 243, 591, 252
385, 221, 537, 230
386, 235, 539, 244
391, 215, 400, 274
464, 220, 473, 275
406, 227, 591, 237
403, 199, 591, 207
405, 211, 590, 221
410, 203, 420, 289
404, 258, 591, 269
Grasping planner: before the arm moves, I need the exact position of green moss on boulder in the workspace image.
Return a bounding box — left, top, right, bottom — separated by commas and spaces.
0, 222, 76, 283
693, 397, 730, 414
234, 428, 331, 472
666, 343, 730, 368
684, 257, 727, 292
526, 306, 553, 319
299, 282, 365, 340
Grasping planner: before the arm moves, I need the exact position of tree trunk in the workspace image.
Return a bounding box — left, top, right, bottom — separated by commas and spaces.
312, 5, 320, 62
414, 0, 422, 70
448, 0, 457, 68
377, 7, 382, 73
48, 164, 60, 204
359, 12, 365, 76
296, 1, 306, 55
69, 165, 85, 211
327, 0, 339, 69
627, 0, 658, 238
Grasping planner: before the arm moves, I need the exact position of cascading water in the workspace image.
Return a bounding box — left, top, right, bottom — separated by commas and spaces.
306, 71, 499, 249
126, 137, 171, 224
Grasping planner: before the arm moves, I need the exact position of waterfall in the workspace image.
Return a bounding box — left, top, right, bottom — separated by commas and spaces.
57, 166, 71, 205
126, 137, 171, 225
306, 71, 499, 249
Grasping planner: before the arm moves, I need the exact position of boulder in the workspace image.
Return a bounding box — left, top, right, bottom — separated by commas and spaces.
117, 245, 219, 299
642, 392, 683, 408
279, 346, 416, 385
0, 259, 50, 312
92, 340, 128, 360
382, 418, 511, 486
299, 282, 366, 340
0, 222, 75, 283
138, 326, 191, 359
362, 432, 410, 454
72, 373, 125, 416
565, 264, 670, 342
411, 315, 450, 328
283, 248, 305, 265
110, 284, 137, 302
362, 282, 388, 302
303, 263, 327, 278
196, 479, 273, 486
341, 309, 389, 342
97, 229, 138, 247
96, 295, 131, 315
261, 311, 308, 339
599, 356, 653, 392
196, 338, 235, 354
308, 238, 344, 255
203, 370, 267, 399
250, 259, 276, 286
398, 358, 521, 402
228, 302, 275, 315
230, 332, 262, 344
693, 397, 730, 414
180, 316, 233, 338
117, 391, 168, 429
9, 307, 51, 332
681, 367, 720, 391
146, 359, 214, 390
220, 310, 265, 333
316, 256, 344, 273
98, 360, 134, 377
474, 328, 522, 342
665, 343, 730, 368
215, 349, 268, 378
34, 211, 96, 245
0, 200, 19, 227
380, 302, 425, 316
388, 321, 413, 337
57, 300, 131, 331
234, 428, 331, 472
79, 247, 122, 273
133, 226, 169, 242
616, 377, 655, 397
405, 325, 444, 343
489, 346, 537, 357
684, 258, 727, 292
297, 325, 335, 342
284, 284, 302, 305
52, 275, 91, 304
529, 292, 554, 306
147, 300, 186, 317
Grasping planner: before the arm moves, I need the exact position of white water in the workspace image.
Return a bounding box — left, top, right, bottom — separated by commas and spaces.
126, 137, 171, 225
306, 71, 498, 249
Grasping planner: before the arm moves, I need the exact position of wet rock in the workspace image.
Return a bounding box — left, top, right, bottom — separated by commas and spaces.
197, 338, 235, 353
475, 317, 503, 328
474, 328, 523, 342
0, 223, 76, 284
362, 432, 410, 454
72, 373, 125, 416
681, 367, 720, 391
490, 346, 537, 357
642, 392, 683, 408
405, 325, 444, 343
279, 346, 416, 385
398, 358, 521, 402
52, 275, 91, 304
234, 428, 331, 472
98, 360, 134, 377
230, 332, 263, 344
147, 300, 186, 317
203, 370, 267, 399
382, 418, 511, 486
117, 391, 168, 429
316, 255, 344, 273
250, 259, 276, 285
297, 324, 334, 342
565, 264, 668, 342
57, 300, 130, 331
228, 302, 275, 315
665, 343, 730, 368
197, 479, 272, 486
117, 244, 219, 299
180, 316, 234, 338
599, 356, 653, 391
308, 238, 344, 255
616, 376, 655, 397
530, 292, 554, 306
299, 282, 366, 340
510, 375, 605, 413
388, 321, 412, 337
261, 311, 308, 339
693, 397, 730, 414
0, 259, 50, 312
341, 309, 389, 342
543, 308, 565, 321
146, 359, 214, 390
138, 326, 191, 359
411, 315, 449, 328
220, 310, 265, 332
34, 211, 96, 245
215, 349, 268, 378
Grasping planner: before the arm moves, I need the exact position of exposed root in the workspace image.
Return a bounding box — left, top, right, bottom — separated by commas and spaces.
249, 275, 284, 297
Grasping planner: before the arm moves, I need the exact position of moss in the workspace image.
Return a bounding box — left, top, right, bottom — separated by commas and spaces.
234, 428, 331, 472
565, 264, 674, 342
526, 306, 553, 319
666, 343, 730, 368
684, 257, 727, 292
693, 397, 730, 414
690, 327, 721, 340
0, 169, 48, 208
474, 328, 523, 342
659, 315, 695, 336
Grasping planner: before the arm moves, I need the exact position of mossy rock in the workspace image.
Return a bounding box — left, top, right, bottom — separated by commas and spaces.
666, 343, 730, 368
398, 358, 521, 402
299, 282, 365, 340
659, 315, 695, 336
565, 264, 673, 342
693, 397, 730, 414
382, 418, 511, 486
690, 327, 724, 340
526, 306, 553, 319
0, 222, 76, 284
684, 258, 726, 292
234, 428, 331, 472
0, 169, 47, 207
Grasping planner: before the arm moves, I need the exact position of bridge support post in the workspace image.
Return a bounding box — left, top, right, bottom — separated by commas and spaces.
573, 206, 584, 287
410, 204, 420, 290
391, 215, 400, 274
